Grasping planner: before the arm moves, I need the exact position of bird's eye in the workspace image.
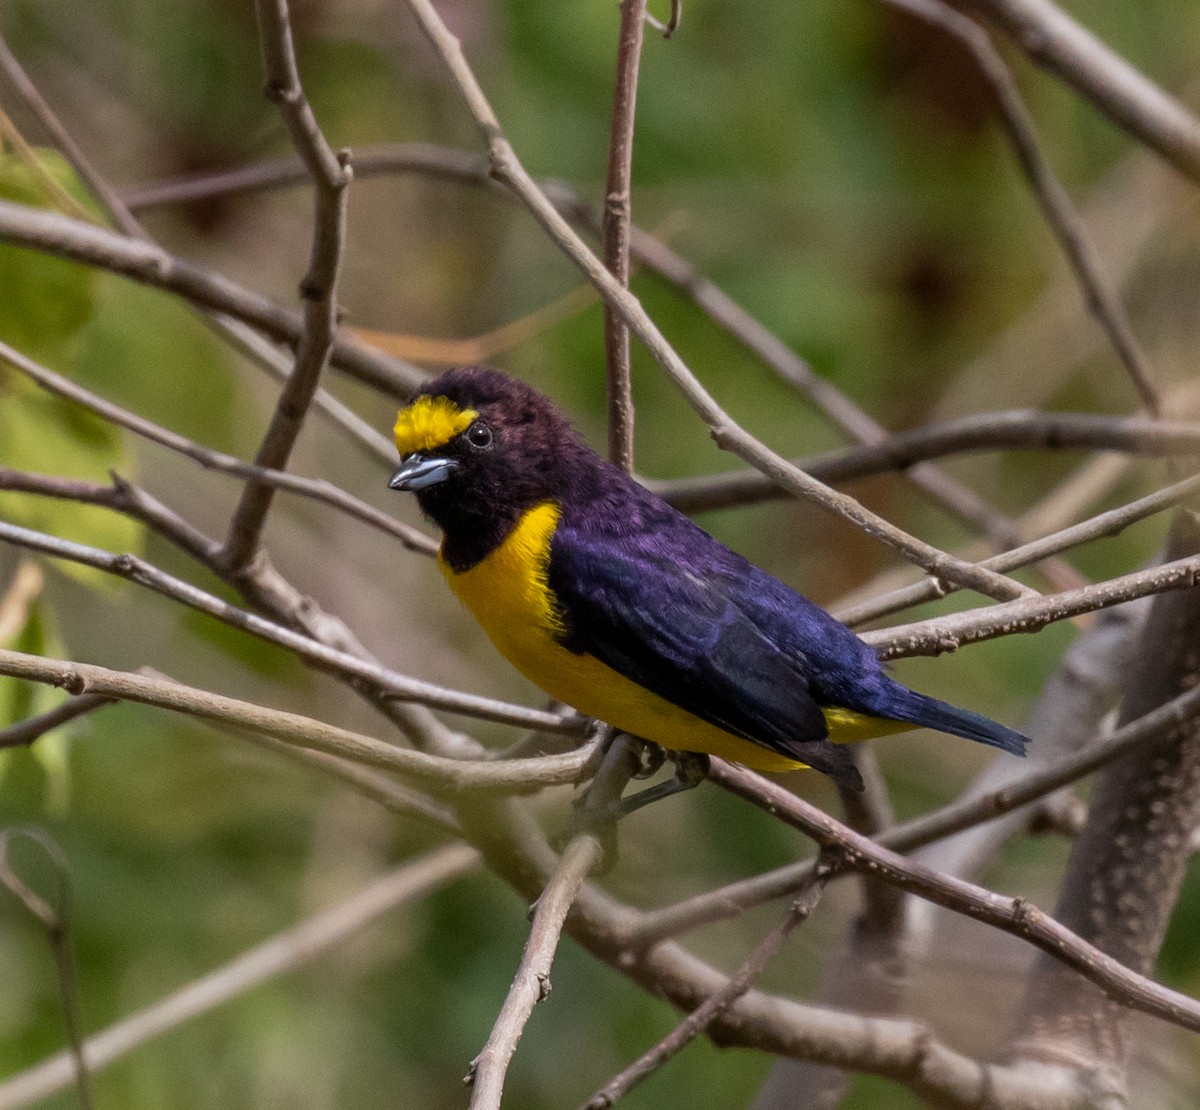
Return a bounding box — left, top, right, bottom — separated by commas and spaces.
465, 421, 493, 449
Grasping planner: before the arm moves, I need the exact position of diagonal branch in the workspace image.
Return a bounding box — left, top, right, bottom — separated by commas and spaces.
1012, 512, 1200, 1084
838, 467, 1200, 627
0, 518, 581, 736
959, 0, 1200, 181
0, 29, 399, 469
0, 693, 114, 750
885, 0, 1159, 414
866, 552, 1200, 659
0, 340, 436, 555
581, 860, 834, 1110
0, 200, 416, 395
468, 834, 604, 1110
711, 761, 1200, 1037
628, 672, 1200, 946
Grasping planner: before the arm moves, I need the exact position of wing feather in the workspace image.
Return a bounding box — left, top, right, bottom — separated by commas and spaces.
548, 510, 863, 788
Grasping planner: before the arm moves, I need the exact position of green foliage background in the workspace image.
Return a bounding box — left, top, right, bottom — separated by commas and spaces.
2, 1, 1200, 1107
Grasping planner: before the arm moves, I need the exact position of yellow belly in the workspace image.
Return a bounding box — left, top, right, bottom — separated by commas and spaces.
440, 502, 909, 772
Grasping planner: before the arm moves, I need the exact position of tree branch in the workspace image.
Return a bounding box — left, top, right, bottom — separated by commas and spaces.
884, 0, 1159, 414
959, 0, 1200, 181
600, 0, 648, 473
711, 761, 1200, 1038
0, 340, 436, 555
221, 0, 353, 570
1013, 512, 1200, 1086
582, 860, 834, 1110
468, 834, 604, 1110
0, 648, 599, 795
0, 200, 417, 396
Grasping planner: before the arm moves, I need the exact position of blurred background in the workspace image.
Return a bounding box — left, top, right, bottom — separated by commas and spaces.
2, 0, 1200, 1106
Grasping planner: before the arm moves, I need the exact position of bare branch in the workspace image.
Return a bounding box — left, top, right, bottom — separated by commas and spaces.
0, 693, 114, 750
907, 597, 1150, 947
581, 861, 833, 1110
0, 200, 417, 396
0, 846, 479, 1110
221, 0, 353, 570
601, 0, 648, 473
0, 518, 579, 735
0, 32, 400, 472
0, 465, 480, 760
0, 33, 139, 237
0, 340, 436, 555
468, 835, 604, 1110
655, 410, 1200, 513
0, 829, 93, 1110
884, 0, 1159, 414
959, 0, 1200, 181
122, 145, 487, 210
1014, 513, 1200, 1080
629, 671, 1200, 946
838, 467, 1200, 627
711, 761, 1200, 1038
0, 647, 600, 795
866, 552, 1200, 659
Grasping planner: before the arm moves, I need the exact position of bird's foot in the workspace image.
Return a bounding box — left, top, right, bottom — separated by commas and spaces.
632, 740, 667, 780
577, 750, 711, 826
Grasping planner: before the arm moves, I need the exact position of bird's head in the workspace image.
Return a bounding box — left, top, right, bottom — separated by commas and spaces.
388, 366, 582, 536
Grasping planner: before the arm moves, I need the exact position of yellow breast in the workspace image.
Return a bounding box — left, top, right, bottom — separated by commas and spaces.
439, 502, 908, 771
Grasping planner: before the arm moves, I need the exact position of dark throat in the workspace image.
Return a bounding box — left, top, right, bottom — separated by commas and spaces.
423, 493, 529, 573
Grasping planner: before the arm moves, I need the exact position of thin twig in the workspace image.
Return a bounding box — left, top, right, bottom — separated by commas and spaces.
0, 464, 481, 761
0, 28, 401, 469
906, 596, 1149, 949
601, 0, 648, 473
884, 0, 1159, 414
837, 467, 1200, 627
580, 861, 833, 1110
0, 694, 114, 750
0, 518, 579, 735
654, 411, 1200, 514
0, 846, 479, 1110
0, 829, 93, 1110
223, 0, 353, 570
866, 552, 1200, 658
400, 0, 1034, 604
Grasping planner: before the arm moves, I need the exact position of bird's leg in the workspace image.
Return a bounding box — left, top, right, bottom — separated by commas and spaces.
599, 750, 712, 821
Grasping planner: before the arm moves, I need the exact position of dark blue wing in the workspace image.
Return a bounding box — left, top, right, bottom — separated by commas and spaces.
547, 498, 865, 788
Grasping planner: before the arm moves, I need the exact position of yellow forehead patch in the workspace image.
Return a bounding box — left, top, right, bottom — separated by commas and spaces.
393, 395, 478, 456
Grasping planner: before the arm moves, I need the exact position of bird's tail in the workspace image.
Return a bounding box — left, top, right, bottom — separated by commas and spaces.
881, 687, 1029, 757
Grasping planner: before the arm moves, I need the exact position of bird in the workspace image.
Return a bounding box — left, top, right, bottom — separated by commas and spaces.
387, 366, 1029, 793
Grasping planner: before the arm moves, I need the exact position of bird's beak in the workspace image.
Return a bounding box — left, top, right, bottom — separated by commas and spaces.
388, 453, 458, 492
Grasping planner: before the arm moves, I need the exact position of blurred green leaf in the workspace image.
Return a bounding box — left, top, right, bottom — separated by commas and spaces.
0, 147, 101, 361
0, 374, 143, 584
